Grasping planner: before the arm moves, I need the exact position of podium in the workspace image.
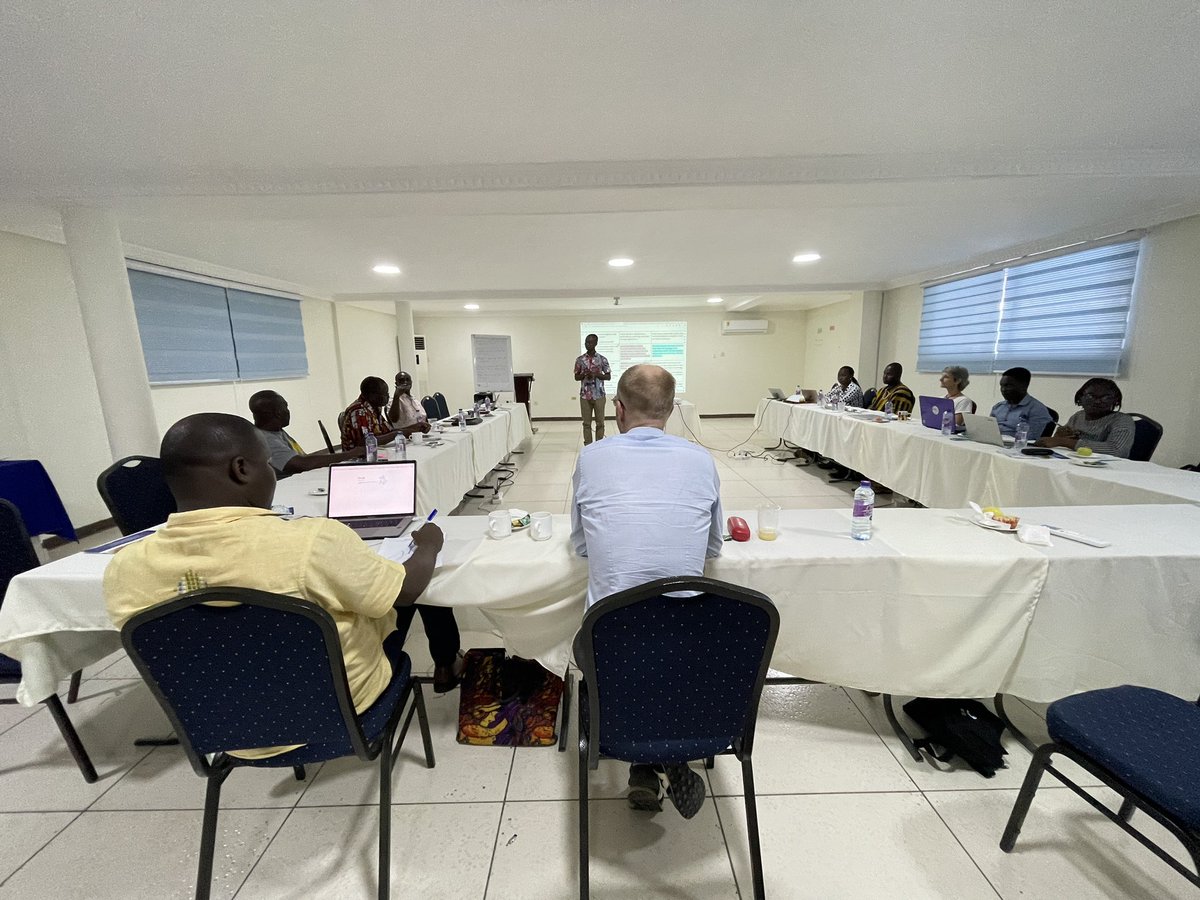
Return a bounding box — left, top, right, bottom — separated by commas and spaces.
513, 373, 535, 419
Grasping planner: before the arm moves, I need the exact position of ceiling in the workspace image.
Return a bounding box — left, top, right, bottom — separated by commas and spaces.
2, 2, 1199, 314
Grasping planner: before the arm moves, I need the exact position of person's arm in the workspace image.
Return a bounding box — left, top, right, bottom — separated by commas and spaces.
569, 464, 587, 557
282, 446, 364, 474
574, 358, 586, 382
395, 523, 444, 606
1077, 415, 1136, 458
387, 390, 402, 425
891, 388, 916, 414
598, 356, 611, 381
1026, 404, 1055, 443
706, 468, 724, 558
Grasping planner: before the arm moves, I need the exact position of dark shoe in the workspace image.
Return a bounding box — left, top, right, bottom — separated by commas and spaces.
627, 764, 663, 813
433, 652, 466, 693
661, 763, 705, 819
816, 458, 837, 470
828, 468, 851, 482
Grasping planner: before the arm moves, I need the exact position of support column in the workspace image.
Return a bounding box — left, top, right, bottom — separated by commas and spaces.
393, 300, 420, 394
61, 207, 159, 459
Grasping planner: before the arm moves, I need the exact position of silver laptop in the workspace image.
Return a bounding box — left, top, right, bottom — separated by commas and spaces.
768, 387, 787, 400
327, 460, 417, 539
960, 412, 1014, 448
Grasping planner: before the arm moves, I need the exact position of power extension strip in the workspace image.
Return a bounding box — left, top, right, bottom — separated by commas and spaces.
732, 450, 752, 459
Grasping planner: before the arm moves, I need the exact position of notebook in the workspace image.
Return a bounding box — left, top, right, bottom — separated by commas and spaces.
919, 395, 954, 429
327, 460, 417, 539
960, 412, 1013, 448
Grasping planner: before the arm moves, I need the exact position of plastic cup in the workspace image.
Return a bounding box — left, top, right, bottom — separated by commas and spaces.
757, 504, 781, 541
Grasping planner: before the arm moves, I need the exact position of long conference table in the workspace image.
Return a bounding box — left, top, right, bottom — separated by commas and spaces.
756, 398, 1200, 509
2, 498, 1197, 710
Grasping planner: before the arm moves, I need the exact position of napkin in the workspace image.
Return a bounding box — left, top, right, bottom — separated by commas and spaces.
1016, 524, 1052, 546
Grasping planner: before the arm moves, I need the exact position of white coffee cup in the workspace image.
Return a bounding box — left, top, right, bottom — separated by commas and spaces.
487, 510, 512, 539
530, 511, 553, 541
411, 431, 423, 444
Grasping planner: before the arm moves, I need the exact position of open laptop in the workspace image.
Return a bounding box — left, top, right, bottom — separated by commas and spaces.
918, 395, 954, 429
767, 387, 787, 400
960, 412, 1014, 448
327, 459, 417, 539
784, 389, 818, 404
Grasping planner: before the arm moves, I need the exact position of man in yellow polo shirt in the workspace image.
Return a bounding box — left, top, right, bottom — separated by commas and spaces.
104, 412, 443, 759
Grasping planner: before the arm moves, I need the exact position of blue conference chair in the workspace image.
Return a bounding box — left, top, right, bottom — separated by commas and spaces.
1001, 685, 1200, 888
1128, 413, 1164, 462
0, 500, 96, 781
421, 396, 440, 420
573, 577, 779, 900
432, 392, 450, 420
96, 456, 177, 536
122, 588, 435, 900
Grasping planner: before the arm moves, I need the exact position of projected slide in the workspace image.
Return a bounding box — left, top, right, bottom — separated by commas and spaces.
580, 322, 687, 391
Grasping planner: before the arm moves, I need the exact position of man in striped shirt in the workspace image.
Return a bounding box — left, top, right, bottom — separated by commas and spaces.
868, 362, 916, 415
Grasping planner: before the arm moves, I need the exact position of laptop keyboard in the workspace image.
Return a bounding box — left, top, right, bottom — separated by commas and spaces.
353, 517, 401, 528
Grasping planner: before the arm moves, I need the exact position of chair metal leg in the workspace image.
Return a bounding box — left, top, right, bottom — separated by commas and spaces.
704, 756, 715, 769
196, 767, 231, 900
67, 670, 82, 704
1001, 744, 1053, 852
378, 725, 394, 900
741, 756, 767, 900
43, 694, 98, 783
413, 681, 435, 768
993, 694, 1038, 754
558, 669, 572, 753
292, 765, 306, 781
577, 713, 590, 900
882, 694, 922, 762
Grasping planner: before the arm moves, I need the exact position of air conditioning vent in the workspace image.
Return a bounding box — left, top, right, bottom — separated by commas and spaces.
414, 335, 426, 350
721, 319, 769, 335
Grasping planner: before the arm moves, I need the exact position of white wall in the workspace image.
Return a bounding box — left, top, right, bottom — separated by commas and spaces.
878, 214, 1200, 467
801, 296, 865, 391
332, 304, 402, 407
413, 309, 809, 418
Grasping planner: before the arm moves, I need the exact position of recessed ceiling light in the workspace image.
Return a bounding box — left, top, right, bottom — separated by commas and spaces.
791, 252, 821, 264
372, 263, 401, 275
707, 297, 723, 304
464, 303, 479, 310
608, 257, 634, 268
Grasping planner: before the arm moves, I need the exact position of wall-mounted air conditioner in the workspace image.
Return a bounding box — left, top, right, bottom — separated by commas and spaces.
721, 319, 769, 335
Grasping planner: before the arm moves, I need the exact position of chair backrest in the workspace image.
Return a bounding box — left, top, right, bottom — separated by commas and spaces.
432, 392, 450, 419
121, 588, 373, 776
1042, 406, 1060, 438
862, 387, 877, 409
318, 420, 335, 454
0, 499, 39, 606
1128, 413, 1164, 462
421, 396, 440, 419
573, 577, 779, 769
96, 456, 177, 536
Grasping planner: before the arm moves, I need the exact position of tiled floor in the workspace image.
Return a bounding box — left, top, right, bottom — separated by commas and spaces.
10, 419, 1194, 898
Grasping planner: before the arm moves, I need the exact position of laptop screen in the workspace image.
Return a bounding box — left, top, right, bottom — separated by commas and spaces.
327, 461, 417, 520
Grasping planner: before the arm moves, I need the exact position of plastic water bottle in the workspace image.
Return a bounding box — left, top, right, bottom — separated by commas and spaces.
851, 480, 874, 541
363, 428, 378, 463
941, 410, 954, 436
1014, 421, 1029, 451
458, 408, 467, 432
396, 433, 407, 460
816, 389, 825, 407
884, 400, 894, 417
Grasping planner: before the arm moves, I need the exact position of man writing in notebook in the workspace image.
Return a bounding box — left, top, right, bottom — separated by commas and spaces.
103, 413, 444, 759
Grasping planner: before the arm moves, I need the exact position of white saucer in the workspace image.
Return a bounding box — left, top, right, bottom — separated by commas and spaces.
971, 514, 1017, 532
308, 488, 328, 496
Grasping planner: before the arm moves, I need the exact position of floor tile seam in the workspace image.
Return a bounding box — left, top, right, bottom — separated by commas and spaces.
0, 704, 42, 737
704, 766, 746, 900
481, 746, 519, 899
230, 800, 299, 899
839, 687, 925, 792
80, 743, 158, 814
917, 790, 1006, 900
706, 787, 933, 799
0, 808, 85, 889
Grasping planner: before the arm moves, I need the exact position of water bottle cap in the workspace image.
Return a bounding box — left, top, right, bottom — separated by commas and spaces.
859, 480, 871, 488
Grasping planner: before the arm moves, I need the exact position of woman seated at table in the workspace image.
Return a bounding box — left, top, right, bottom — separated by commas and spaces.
1035, 377, 1135, 457
939, 365, 975, 426
826, 365, 864, 407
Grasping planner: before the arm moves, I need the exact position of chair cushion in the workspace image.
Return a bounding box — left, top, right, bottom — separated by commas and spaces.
0, 653, 22, 679
237, 637, 413, 768
1048, 685, 1200, 830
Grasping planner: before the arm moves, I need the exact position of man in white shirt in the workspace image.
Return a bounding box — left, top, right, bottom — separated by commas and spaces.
570, 364, 723, 818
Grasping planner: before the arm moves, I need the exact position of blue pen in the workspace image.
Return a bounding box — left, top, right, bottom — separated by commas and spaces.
408, 509, 437, 551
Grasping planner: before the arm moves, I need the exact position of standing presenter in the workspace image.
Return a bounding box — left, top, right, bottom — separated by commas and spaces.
574, 332, 611, 445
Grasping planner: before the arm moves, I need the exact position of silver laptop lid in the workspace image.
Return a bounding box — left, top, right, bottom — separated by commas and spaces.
768, 387, 786, 400
327, 460, 417, 524
960, 412, 1010, 447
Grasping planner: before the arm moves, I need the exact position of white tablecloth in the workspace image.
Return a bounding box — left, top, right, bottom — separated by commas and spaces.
755, 399, 1200, 509
664, 400, 703, 442
5, 505, 1196, 706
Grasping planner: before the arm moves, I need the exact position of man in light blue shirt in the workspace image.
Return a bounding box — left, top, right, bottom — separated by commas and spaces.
570, 364, 723, 819
990, 367, 1055, 440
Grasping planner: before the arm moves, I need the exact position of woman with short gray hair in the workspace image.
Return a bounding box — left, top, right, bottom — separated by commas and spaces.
939, 366, 974, 426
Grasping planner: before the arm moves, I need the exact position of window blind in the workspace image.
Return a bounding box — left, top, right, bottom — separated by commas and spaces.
917, 239, 1139, 376
580, 322, 687, 392
128, 270, 238, 383
226, 289, 308, 380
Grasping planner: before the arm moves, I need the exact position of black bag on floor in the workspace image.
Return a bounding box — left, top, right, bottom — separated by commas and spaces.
902, 698, 1008, 777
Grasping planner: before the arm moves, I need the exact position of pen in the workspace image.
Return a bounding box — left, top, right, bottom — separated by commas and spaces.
408, 509, 438, 550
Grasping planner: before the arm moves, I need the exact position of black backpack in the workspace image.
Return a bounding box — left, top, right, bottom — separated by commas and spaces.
902, 698, 1008, 777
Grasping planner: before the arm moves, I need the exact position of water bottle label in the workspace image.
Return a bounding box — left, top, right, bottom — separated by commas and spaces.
853, 500, 873, 518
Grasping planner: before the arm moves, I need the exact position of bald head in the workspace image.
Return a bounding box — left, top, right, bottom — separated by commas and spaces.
615, 365, 675, 430
160, 413, 276, 511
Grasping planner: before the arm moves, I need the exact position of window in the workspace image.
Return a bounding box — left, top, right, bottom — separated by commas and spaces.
917, 239, 1140, 376
128, 269, 308, 384
580, 322, 687, 391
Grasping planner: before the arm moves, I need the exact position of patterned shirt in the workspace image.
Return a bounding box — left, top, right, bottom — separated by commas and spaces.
341, 399, 389, 450
574, 352, 611, 400
827, 382, 864, 407
1064, 410, 1136, 458
869, 383, 916, 415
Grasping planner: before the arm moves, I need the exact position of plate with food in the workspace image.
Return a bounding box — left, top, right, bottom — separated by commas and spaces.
308, 487, 328, 496
509, 508, 531, 531
1064, 449, 1118, 462
968, 503, 1019, 532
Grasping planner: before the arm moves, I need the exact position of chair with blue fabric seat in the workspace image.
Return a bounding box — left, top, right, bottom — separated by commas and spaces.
432, 392, 450, 420
96, 456, 177, 536
1000, 685, 1200, 888
573, 577, 779, 900
122, 587, 435, 900
421, 396, 439, 420
0, 499, 96, 782
1128, 413, 1164, 462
